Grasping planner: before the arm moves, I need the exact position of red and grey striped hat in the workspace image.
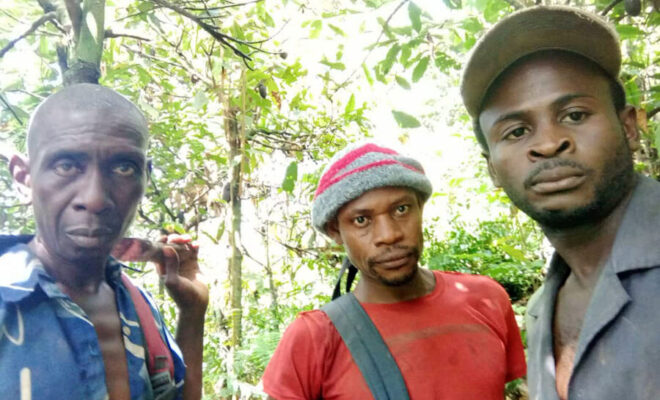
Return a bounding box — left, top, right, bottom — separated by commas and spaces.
312, 143, 432, 235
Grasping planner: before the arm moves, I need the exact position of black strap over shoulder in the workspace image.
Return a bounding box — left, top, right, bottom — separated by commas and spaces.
332, 257, 358, 300
321, 292, 409, 400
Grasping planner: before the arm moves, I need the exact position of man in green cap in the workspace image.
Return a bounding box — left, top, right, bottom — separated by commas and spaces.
461, 6, 660, 400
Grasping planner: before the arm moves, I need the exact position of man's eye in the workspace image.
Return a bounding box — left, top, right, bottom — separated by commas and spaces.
113, 162, 138, 177
563, 111, 588, 123
395, 204, 410, 214
354, 216, 368, 226
53, 160, 80, 177
504, 127, 527, 139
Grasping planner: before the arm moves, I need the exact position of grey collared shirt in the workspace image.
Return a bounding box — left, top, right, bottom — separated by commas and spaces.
526, 175, 660, 400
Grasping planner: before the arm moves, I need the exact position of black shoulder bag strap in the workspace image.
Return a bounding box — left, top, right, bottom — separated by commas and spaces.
321, 292, 410, 400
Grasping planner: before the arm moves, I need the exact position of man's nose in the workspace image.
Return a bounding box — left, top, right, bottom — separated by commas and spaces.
73, 167, 113, 214
527, 123, 575, 161
372, 216, 403, 246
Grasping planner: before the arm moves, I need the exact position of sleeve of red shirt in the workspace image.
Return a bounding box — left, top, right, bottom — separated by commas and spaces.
503, 295, 527, 381
262, 311, 329, 400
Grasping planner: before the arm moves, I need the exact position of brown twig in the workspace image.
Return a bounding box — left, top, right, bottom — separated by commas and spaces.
184, 0, 263, 11
105, 29, 151, 41
601, 0, 623, 16
63, 0, 82, 38
150, 0, 253, 63
0, 94, 23, 125
648, 107, 660, 119
0, 12, 57, 58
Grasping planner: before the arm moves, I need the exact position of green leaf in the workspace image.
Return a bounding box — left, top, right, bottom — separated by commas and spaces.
442, 0, 462, 10
460, 17, 483, 34
362, 63, 374, 86
395, 75, 411, 89
310, 20, 322, 39
320, 58, 346, 70
345, 94, 356, 114
137, 1, 153, 12
282, 161, 298, 193
499, 244, 527, 263
382, 44, 401, 74
412, 56, 429, 82
408, 2, 422, 32
328, 24, 346, 37
483, 0, 506, 23
624, 78, 642, 107
616, 24, 644, 40
400, 44, 412, 65
654, 123, 660, 151
391, 110, 421, 128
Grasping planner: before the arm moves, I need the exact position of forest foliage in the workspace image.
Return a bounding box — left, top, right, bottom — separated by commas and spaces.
1, 0, 658, 398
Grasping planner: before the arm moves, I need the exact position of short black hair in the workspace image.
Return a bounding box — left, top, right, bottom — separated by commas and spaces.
473, 51, 626, 153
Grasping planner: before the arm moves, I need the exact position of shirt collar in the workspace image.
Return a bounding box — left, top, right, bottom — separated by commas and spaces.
527, 175, 660, 317
607, 175, 660, 273
0, 243, 125, 304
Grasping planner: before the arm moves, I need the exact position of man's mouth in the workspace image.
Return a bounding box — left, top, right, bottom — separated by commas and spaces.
371, 251, 414, 270
65, 226, 114, 248
526, 167, 587, 194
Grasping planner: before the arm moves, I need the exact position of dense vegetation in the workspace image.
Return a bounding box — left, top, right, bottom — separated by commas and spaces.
1, 0, 657, 398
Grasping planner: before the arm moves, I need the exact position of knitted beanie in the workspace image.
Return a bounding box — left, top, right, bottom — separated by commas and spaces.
312, 143, 433, 235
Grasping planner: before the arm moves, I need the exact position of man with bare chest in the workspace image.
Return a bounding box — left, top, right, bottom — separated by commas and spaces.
0, 84, 208, 399
461, 6, 660, 400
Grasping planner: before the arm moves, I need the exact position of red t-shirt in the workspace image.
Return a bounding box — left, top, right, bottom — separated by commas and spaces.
262, 271, 526, 399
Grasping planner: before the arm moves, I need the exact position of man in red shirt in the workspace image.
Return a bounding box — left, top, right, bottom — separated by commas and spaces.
262, 143, 526, 399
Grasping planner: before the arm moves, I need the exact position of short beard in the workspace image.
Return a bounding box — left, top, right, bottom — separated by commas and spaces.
505, 136, 636, 231
367, 246, 420, 287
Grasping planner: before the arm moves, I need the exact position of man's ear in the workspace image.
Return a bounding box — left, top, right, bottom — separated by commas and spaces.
619, 105, 640, 152
325, 219, 343, 245
483, 153, 502, 188
9, 155, 32, 201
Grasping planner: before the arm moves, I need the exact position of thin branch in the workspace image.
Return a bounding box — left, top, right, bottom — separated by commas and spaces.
150, 0, 285, 62
336, 0, 408, 90
184, 0, 263, 11
63, 0, 82, 39
241, 242, 264, 266
115, 6, 162, 22
8, 89, 46, 100
105, 29, 151, 41
196, 13, 230, 20
601, 0, 622, 16
138, 207, 159, 226
0, 94, 23, 125
36, 0, 57, 13
150, 0, 253, 63
0, 12, 57, 58
0, 9, 22, 23
649, 107, 660, 119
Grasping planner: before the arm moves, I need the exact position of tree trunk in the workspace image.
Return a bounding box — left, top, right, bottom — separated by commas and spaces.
225, 103, 243, 347
62, 0, 105, 85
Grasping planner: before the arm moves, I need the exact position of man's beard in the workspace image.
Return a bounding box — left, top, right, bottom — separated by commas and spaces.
503, 136, 636, 231
367, 246, 420, 287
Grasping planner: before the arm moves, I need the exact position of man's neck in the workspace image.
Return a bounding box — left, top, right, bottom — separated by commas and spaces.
542, 190, 635, 288
354, 267, 436, 304
29, 237, 108, 294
